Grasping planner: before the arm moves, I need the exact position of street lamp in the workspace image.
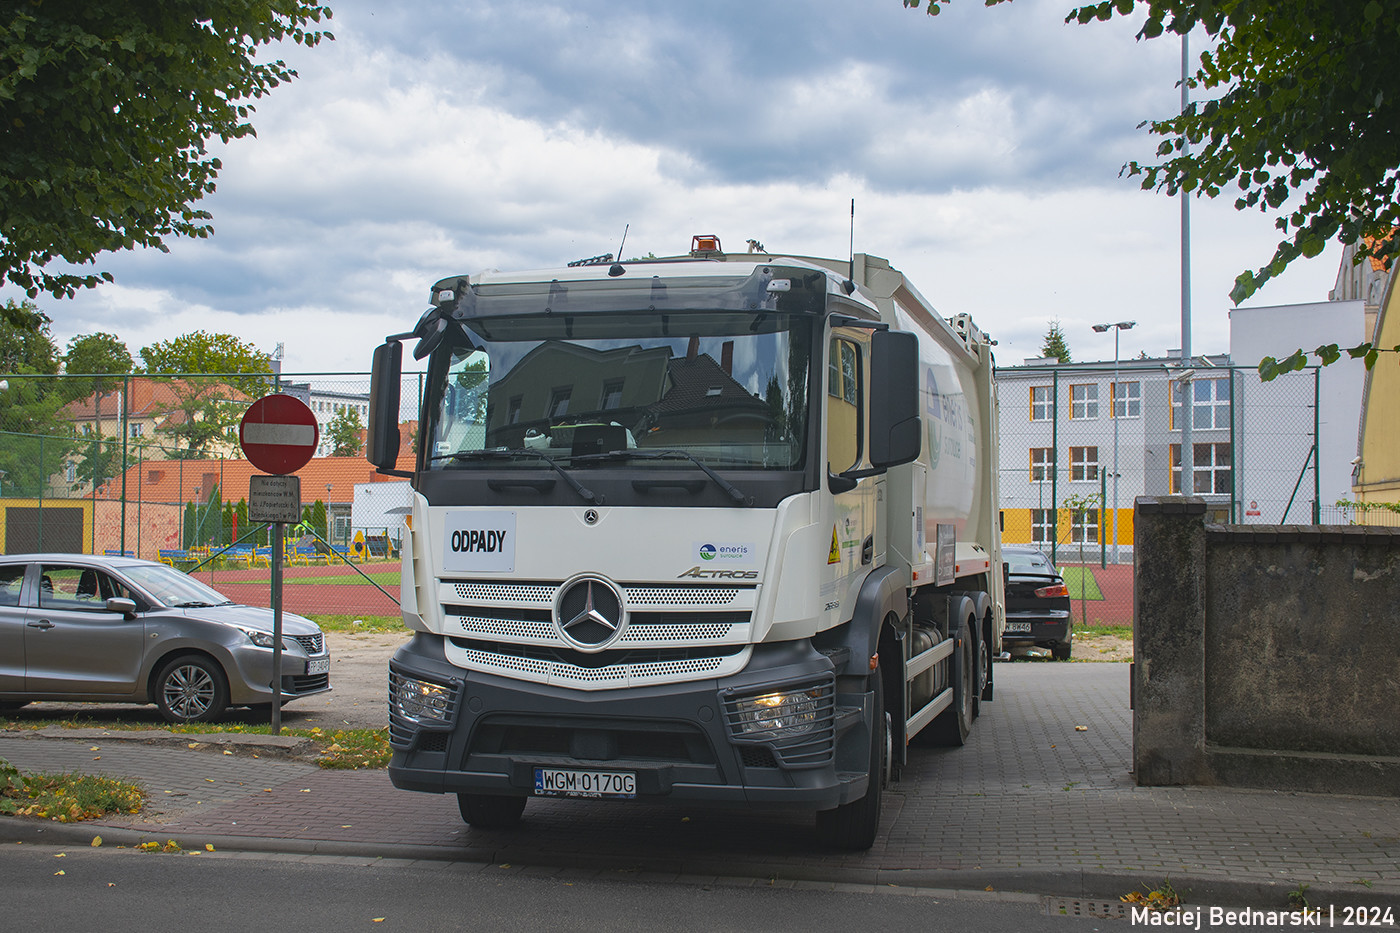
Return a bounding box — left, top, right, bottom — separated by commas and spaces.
1092, 321, 1136, 563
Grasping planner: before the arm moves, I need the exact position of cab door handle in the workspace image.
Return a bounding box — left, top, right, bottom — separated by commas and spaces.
27, 619, 55, 630
861, 535, 874, 565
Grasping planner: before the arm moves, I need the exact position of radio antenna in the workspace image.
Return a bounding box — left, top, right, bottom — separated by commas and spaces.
607, 224, 631, 276
617, 223, 630, 260
843, 199, 857, 295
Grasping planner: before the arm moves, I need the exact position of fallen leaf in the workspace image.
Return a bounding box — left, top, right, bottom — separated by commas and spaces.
205, 844, 215, 852
187, 743, 199, 749
1075, 725, 1088, 732
90, 746, 100, 751
223, 749, 233, 755
985, 885, 995, 892
300, 789, 311, 793
372, 919, 385, 923
54, 853, 66, 858
205, 779, 215, 784
54, 870, 65, 876
91, 837, 102, 848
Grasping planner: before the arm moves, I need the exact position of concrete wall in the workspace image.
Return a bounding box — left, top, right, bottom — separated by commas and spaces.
1133, 496, 1400, 796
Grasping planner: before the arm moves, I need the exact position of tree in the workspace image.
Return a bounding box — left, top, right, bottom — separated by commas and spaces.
63, 332, 134, 489
1041, 321, 1072, 364
0, 2, 333, 299
139, 330, 273, 458
326, 406, 364, 457
0, 299, 77, 496
902, 0, 1400, 377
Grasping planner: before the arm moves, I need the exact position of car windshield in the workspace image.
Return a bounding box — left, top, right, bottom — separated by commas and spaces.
425, 310, 812, 472
121, 564, 235, 608
1005, 550, 1054, 574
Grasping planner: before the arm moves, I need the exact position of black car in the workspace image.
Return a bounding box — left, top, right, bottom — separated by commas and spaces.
1001, 545, 1073, 660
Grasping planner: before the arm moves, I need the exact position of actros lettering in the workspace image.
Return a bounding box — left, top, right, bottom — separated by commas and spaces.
451, 529, 508, 553
677, 566, 759, 580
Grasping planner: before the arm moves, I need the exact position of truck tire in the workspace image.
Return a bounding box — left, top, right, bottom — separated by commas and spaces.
814, 672, 885, 851
930, 615, 974, 746
457, 793, 526, 829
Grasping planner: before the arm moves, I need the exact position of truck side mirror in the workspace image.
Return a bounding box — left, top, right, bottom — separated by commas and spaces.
868, 330, 921, 469
368, 340, 404, 471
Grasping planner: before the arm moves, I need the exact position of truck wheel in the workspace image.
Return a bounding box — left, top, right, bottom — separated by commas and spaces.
457, 793, 526, 829
971, 629, 989, 720
931, 616, 974, 746
814, 672, 885, 851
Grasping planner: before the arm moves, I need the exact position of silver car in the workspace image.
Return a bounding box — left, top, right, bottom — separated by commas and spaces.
0, 553, 331, 723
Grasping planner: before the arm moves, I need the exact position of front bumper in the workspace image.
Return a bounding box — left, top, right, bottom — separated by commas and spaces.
386, 633, 872, 810
224, 640, 332, 706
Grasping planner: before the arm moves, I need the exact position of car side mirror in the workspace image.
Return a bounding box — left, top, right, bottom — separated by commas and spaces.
106, 597, 137, 619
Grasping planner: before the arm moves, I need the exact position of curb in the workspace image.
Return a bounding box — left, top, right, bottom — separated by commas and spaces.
3, 817, 1396, 911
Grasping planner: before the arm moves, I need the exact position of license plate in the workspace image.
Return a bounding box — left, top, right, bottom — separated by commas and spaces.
1004, 622, 1032, 633
306, 658, 331, 675
534, 768, 636, 798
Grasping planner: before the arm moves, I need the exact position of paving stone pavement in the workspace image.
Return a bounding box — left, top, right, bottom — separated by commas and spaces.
2, 662, 1397, 909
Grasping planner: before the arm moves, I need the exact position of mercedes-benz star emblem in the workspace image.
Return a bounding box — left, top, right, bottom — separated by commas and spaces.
554, 576, 625, 652
584, 509, 599, 525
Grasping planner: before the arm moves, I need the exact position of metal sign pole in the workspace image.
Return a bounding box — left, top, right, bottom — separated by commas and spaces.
271, 519, 284, 734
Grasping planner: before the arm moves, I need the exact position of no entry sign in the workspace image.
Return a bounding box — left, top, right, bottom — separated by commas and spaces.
239, 394, 319, 475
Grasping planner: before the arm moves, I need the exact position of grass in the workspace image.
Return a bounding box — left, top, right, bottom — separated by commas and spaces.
305, 614, 406, 634
1059, 566, 1106, 600
1077, 624, 1133, 639
1, 757, 145, 822
1, 717, 391, 770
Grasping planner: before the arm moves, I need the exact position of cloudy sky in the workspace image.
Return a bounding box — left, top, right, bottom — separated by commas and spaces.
11, 0, 1343, 374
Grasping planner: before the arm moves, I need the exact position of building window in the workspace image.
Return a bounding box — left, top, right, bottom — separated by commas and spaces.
506, 396, 523, 425
1171, 378, 1231, 430
600, 380, 624, 409
1070, 508, 1099, 544
1031, 508, 1054, 544
1112, 381, 1141, 419
548, 387, 572, 419
1069, 446, 1099, 482
1070, 384, 1099, 420
1030, 386, 1053, 422
129, 423, 143, 438
65, 461, 76, 483
1030, 447, 1053, 483
1171, 443, 1233, 494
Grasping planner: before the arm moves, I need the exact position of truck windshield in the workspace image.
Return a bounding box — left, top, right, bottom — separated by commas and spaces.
426, 311, 811, 472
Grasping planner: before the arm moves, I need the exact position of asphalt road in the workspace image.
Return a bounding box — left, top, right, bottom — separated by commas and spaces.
0, 843, 1133, 933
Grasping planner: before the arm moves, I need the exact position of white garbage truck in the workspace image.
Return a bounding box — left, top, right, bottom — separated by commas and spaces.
366, 236, 1003, 849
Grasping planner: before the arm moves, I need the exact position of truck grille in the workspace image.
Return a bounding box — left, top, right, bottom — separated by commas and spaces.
445, 637, 752, 691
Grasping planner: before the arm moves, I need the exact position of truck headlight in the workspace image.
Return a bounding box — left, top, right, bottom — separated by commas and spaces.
728, 686, 824, 739
389, 671, 455, 725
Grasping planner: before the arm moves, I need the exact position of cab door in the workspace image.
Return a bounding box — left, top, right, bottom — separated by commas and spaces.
820, 327, 878, 625
24, 564, 145, 697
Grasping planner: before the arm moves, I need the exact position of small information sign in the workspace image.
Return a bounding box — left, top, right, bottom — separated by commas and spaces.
249, 474, 302, 524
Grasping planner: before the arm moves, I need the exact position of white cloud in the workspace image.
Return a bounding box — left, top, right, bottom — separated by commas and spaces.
6, 0, 1343, 380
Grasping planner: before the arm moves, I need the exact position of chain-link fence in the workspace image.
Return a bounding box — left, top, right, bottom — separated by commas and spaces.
0, 370, 421, 622
994, 358, 1365, 629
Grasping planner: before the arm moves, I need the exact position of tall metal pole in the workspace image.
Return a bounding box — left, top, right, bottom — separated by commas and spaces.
1112, 327, 1122, 562
271, 519, 285, 734
1180, 31, 1195, 497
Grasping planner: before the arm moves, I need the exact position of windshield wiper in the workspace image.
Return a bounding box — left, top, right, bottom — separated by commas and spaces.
572, 449, 750, 506
431, 448, 598, 504
173, 601, 216, 608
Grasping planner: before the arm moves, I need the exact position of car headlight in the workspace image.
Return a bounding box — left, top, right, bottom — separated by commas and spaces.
728, 686, 824, 739
235, 626, 277, 649
389, 672, 455, 725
